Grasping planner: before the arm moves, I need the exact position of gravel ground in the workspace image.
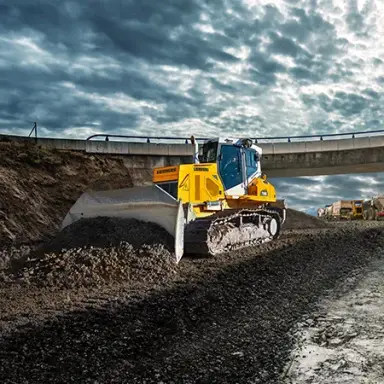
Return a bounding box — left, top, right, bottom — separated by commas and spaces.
0, 221, 383, 384
284, 255, 384, 383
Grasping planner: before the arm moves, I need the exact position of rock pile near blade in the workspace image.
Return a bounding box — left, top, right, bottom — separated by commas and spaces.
39, 216, 174, 253
9, 217, 177, 289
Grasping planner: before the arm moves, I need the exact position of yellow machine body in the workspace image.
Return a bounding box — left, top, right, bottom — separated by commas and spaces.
153, 163, 278, 218
351, 200, 363, 219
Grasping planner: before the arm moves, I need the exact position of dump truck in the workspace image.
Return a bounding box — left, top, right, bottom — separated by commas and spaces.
62, 136, 287, 263
363, 196, 384, 220
325, 200, 353, 220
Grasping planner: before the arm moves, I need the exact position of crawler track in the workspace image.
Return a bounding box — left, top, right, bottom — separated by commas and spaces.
184, 209, 281, 255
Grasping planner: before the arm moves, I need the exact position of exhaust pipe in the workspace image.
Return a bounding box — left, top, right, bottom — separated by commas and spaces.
190, 135, 199, 164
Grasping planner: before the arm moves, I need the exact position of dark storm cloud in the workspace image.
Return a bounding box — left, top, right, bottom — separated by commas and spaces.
89, 5, 238, 70
2, 0, 381, 136
248, 53, 286, 86
345, 0, 365, 35
267, 34, 302, 58
344, 0, 380, 39
282, 6, 336, 42
1, 0, 384, 210
331, 92, 373, 117
0, 1, 91, 53
289, 66, 314, 81
300, 90, 382, 126
363, 89, 380, 99
301, 93, 334, 112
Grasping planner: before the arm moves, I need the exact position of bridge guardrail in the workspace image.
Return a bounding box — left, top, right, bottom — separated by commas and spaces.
85, 129, 384, 144
2, 127, 384, 145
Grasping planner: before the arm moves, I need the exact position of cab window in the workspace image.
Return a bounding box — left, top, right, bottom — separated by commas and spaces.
219, 145, 242, 190
245, 149, 258, 179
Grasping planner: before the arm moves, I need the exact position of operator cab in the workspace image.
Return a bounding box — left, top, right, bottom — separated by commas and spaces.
199, 138, 262, 195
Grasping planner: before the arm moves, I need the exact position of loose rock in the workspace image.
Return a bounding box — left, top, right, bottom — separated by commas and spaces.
3, 217, 176, 289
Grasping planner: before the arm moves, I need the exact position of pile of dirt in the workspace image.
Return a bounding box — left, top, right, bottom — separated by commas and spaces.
0, 139, 138, 246
13, 243, 176, 289
36, 216, 174, 255
5, 217, 176, 288
283, 208, 331, 230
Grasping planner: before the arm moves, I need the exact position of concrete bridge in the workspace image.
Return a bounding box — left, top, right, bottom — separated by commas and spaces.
2, 132, 384, 178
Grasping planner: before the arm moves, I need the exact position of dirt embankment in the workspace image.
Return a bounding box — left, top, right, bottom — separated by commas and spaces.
0, 139, 135, 246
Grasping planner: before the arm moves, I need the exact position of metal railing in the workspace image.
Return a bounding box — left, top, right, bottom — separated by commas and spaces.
86, 128, 384, 144
86, 134, 211, 144
2, 126, 384, 144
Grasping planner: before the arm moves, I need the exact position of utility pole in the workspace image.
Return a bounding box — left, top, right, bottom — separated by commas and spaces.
28, 122, 37, 143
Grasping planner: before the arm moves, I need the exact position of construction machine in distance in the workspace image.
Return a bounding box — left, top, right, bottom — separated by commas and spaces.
62, 136, 287, 263
363, 196, 384, 220
319, 200, 364, 221
326, 200, 353, 220
351, 200, 363, 220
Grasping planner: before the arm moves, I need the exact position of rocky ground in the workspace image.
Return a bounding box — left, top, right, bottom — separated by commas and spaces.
1, 218, 384, 383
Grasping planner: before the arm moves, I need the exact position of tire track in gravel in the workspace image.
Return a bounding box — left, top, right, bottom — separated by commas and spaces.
0, 226, 383, 384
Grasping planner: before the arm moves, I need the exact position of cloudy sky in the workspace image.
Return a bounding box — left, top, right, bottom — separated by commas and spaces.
1, 0, 383, 212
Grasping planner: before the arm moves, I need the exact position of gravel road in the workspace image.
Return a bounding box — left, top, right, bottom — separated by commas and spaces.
1, 221, 383, 383
284, 253, 384, 383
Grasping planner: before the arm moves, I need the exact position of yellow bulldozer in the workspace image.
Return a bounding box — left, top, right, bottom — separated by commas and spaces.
61, 136, 287, 263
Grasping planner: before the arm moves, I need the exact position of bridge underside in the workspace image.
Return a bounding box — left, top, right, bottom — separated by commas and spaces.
261, 147, 384, 178
264, 163, 384, 178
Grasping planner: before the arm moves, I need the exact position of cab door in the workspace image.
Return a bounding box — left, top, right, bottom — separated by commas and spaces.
218, 144, 245, 194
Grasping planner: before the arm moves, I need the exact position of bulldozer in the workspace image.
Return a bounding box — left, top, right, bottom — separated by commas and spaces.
61, 136, 287, 263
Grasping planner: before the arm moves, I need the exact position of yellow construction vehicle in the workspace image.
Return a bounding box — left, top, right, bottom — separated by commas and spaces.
62, 136, 286, 263
350, 200, 363, 220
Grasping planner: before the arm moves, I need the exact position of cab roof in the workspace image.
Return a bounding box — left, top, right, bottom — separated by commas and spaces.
202, 137, 263, 155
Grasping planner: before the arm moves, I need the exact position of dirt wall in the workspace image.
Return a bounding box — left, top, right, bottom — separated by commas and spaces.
0, 140, 136, 246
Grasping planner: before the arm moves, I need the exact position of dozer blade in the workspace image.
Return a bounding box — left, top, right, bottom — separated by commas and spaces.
61, 185, 185, 263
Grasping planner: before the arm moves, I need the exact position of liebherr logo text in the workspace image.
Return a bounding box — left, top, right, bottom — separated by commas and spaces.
156, 168, 177, 174
194, 167, 209, 171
